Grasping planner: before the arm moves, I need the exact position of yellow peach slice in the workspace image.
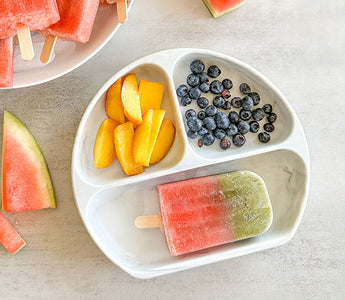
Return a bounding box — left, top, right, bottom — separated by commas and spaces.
121, 74, 142, 126
133, 109, 153, 166
146, 109, 166, 163
139, 80, 164, 116
150, 119, 176, 164
94, 118, 119, 169
114, 122, 144, 176
105, 78, 126, 124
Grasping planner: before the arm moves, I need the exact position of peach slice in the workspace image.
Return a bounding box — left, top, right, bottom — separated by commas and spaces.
121, 74, 142, 126
94, 118, 119, 169
133, 109, 153, 166
139, 80, 164, 116
146, 109, 166, 163
150, 119, 176, 164
114, 122, 144, 176
105, 78, 126, 124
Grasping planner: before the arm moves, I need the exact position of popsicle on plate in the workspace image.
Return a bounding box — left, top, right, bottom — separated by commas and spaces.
99, 0, 128, 24
40, 0, 99, 63
0, 0, 60, 60
0, 37, 13, 87
135, 171, 273, 256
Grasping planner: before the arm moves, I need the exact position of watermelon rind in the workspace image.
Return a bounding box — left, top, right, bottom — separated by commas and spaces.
1, 111, 56, 212
203, 0, 246, 18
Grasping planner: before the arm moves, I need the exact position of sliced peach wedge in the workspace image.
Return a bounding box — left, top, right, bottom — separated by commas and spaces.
150, 119, 176, 164
121, 74, 142, 126
94, 118, 119, 169
105, 77, 126, 124
139, 80, 164, 116
114, 122, 144, 176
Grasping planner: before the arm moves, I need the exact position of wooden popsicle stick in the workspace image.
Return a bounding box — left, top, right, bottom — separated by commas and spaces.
135, 215, 162, 229
40, 35, 57, 64
116, 0, 128, 23
16, 24, 34, 61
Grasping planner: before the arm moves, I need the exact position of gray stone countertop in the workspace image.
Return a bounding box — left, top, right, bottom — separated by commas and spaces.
0, 0, 344, 298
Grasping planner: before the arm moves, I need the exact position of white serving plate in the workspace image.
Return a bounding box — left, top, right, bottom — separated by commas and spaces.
0, 1, 134, 89
72, 48, 310, 279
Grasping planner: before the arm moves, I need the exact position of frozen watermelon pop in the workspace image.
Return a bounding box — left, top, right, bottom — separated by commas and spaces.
0, 37, 13, 87
0, 0, 60, 60
135, 171, 273, 256
40, 0, 99, 63
99, 0, 128, 23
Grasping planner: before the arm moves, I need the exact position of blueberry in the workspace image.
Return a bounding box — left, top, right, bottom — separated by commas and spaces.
226, 123, 238, 136
187, 117, 202, 131
233, 133, 246, 147
210, 80, 224, 94
190, 60, 205, 74
187, 129, 198, 139
258, 132, 271, 143
239, 83, 251, 94
207, 65, 221, 78
267, 112, 277, 123
249, 121, 260, 133
215, 112, 230, 129
197, 110, 206, 120
185, 109, 196, 119
188, 87, 201, 99
199, 82, 210, 93
222, 100, 231, 110
181, 96, 192, 106
222, 79, 233, 90
262, 104, 272, 114
248, 92, 260, 105
264, 123, 275, 132
205, 105, 217, 117
242, 96, 254, 110
198, 72, 209, 83
231, 97, 242, 108
197, 97, 209, 109
186, 73, 200, 87
214, 128, 226, 139
213, 96, 225, 108
237, 120, 250, 134
252, 108, 265, 121
220, 139, 231, 150
176, 84, 188, 97
198, 126, 208, 136
239, 109, 252, 121
221, 89, 231, 99
228, 111, 240, 123
203, 117, 217, 130
202, 132, 215, 146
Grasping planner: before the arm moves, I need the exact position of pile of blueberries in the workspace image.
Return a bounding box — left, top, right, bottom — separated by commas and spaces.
176, 59, 277, 150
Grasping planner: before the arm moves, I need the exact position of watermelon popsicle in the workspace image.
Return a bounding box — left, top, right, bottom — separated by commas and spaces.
99, 0, 128, 23
40, 0, 99, 63
0, 37, 13, 87
135, 171, 273, 256
0, 0, 60, 61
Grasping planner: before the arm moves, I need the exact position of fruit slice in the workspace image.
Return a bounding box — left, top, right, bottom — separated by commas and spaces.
94, 118, 119, 169
139, 80, 164, 116
203, 0, 246, 18
150, 119, 176, 164
114, 122, 144, 176
121, 74, 142, 125
105, 78, 126, 124
2, 111, 56, 212
133, 109, 154, 166
0, 212, 26, 255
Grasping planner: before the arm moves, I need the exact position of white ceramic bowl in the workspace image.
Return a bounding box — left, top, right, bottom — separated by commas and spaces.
1, 2, 134, 89
72, 48, 310, 279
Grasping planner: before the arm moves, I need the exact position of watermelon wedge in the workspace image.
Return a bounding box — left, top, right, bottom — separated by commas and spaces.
0, 212, 26, 255
2, 111, 56, 212
203, 0, 246, 18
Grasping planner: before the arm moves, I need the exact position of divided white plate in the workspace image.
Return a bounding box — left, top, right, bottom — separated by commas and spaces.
1, 1, 134, 89
72, 48, 310, 279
